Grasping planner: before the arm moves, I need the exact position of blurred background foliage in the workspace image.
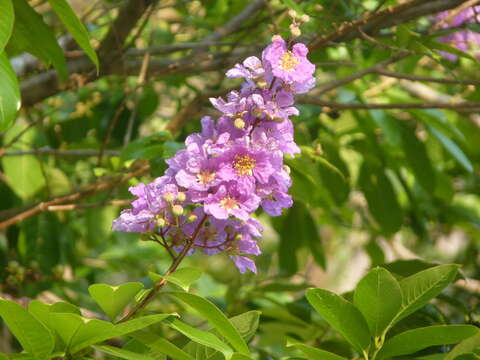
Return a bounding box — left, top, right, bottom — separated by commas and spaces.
0, 0, 479, 357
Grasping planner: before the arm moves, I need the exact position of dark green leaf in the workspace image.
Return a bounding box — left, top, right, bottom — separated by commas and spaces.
396, 264, 459, 322
306, 288, 370, 353
168, 292, 249, 355
11, 0, 67, 79
354, 267, 402, 337
378, 325, 478, 359
427, 125, 473, 173
401, 124, 436, 193
47, 0, 99, 69
358, 162, 403, 235
0, 0, 14, 52
167, 318, 233, 358
94, 345, 156, 360
0, 52, 20, 131
0, 298, 54, 360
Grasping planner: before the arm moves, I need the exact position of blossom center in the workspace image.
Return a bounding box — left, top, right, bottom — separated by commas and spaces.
220, 196, 239, 210
279, 51, 299, 72
197, 170, 215, 184
233, 155, 256, 176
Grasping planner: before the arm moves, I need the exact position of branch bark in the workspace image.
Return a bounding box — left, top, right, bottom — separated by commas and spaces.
0, 160, 149, 230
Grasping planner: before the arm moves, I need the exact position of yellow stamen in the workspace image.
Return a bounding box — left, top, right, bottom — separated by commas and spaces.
197, 170, 215, 184
233, 155, 256, 176
279, 51, 299, 72
220, 197, 239, 210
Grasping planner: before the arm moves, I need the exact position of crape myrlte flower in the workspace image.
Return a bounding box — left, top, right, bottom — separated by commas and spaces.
434, 5, 480, 61
113, 35, 316, 273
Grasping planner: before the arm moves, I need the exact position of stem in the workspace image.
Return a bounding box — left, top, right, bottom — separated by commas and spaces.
116, 215, 208, 323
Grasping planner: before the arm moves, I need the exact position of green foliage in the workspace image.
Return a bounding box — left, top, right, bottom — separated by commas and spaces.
1, 1, 480, 359
0, 52, 19, 131
89, 282, 144, 320
10, 0, 67, 80
353, 267, 402, 337
0, 299, 54, 360
46, 0, 99, 69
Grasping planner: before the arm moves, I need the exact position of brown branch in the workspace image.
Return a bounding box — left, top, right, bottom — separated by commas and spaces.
117, 214, 208, 323
374, 69, 480, 85
296, 97, 480, 111
46, 200, 130, 212
313, 52, 410, 96
0, 160, 149, 230
1, 148, 120, 157
308, 0, 466, 50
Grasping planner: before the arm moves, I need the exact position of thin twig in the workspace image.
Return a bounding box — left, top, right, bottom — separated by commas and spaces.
117, 215, 208, 323
297, 98, 480, 111
1, 148, 120, 157
0, 160, 149, 230
374, 69, 480, 85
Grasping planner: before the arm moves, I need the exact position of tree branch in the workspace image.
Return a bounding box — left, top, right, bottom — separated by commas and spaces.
0, 160, 149, 230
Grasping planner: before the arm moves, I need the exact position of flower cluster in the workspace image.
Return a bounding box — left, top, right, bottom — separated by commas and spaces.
434, 5, 480, 61
113, 35, 316, 273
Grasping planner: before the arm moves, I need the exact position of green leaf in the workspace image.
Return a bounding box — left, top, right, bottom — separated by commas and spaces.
396, 264, 459, 322
160, 267, 203, 291
49, 312, 172, 354
11, 0, 67, 80
47, 0, 99, 69
289, 343, 347, 360
131, 332, 194, 360
89, 282, 144, 320
167, 318, 233, 359
427, 125, 473, 173
378, 325, 479, 359
227, 311, 260, 343
0, 298, 54, 360
354, 267, 402, 337
358, 162, 403, 235
94, 345, 156, 360
0, 52, 20, 131
306, 288, 370, 352
400, 124, 436, 193
0, 0, 13, 52
113, 314, 175, 338
121, 141, 164, 161
182, 311, 260, 360
168, 292, 249, 355
445, 332, 480, 360
230, 354, 254, 360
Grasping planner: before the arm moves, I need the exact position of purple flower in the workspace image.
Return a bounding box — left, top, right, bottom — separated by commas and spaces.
263, 35, 315, 85
216, 142, 277, 191
113, 36, 317, 274
230, 256, 257, 274
204, 183, 260, 221
434, 6, 480, 60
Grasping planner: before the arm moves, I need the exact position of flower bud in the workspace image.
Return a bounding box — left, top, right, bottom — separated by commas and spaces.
271, 34, 282, 42
234, 233, 243, 242
172, 204, 184, 216
234, 118, 245, 129
283, 165, 291, 174
157, 217, 166, 227
177, 192, 186, 202
187, 214, 198, 223
290, 24, 301, 37
288, 9, 297, 18
163, 192, 175, 203
301, 14, 310, 23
